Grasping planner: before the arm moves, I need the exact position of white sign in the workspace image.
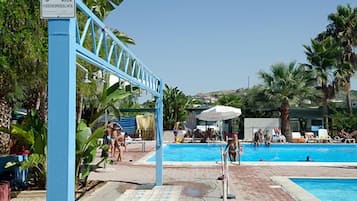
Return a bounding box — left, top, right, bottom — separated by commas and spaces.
41, 0, 76, 19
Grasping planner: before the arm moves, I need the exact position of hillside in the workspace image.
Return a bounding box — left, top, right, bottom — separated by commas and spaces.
194, 89, 357, 106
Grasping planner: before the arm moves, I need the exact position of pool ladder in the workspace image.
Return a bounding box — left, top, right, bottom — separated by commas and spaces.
220, 145, 239, 200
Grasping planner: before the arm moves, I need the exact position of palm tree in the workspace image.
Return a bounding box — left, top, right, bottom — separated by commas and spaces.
304, 37, 341, 130
259, 62, 315, 142
325, 4, 357, 113
86, 81, 132, 128
84, 0, 124, 19
80, 0, 135, 45
163, 84, 192, 130
334, 61, 354, 113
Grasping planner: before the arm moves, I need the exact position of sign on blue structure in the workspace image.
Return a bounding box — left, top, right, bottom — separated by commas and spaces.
41, 0, 76, 19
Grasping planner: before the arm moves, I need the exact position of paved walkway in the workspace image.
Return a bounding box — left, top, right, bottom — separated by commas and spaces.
82, 140, 357, 201
116, 186, 182, 201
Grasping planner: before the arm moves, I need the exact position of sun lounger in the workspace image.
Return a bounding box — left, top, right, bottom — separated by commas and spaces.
272, 134, 286, 143
292, 132, 305, 143
126, 137, 146, 152
333, 136, 343, 143
345, 138, 356, 143
183, 137, 193, 143
305, 132, 319, 143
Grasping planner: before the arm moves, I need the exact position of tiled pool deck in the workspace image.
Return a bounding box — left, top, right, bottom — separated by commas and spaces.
83, 141, 357, 201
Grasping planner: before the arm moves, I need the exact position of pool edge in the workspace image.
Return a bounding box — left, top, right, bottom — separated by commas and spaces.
271, 176, 319, 201
271, 176, 357, 201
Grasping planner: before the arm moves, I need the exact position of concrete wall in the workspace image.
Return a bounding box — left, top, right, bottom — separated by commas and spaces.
244, 118, 280, 141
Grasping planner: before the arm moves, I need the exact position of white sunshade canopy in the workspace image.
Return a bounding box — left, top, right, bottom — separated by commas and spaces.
196, 105, 242, 121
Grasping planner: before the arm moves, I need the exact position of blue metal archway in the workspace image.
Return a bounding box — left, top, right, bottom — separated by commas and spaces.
46, 1, 163, 201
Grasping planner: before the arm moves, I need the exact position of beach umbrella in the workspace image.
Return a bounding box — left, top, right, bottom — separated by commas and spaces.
196, 105, 241, 141
196, 105, 241, 121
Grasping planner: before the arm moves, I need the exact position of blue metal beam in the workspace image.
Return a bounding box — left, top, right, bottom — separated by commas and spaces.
76, 44, 160, 96
155, 81, 164, 185
47, 19, 76, 201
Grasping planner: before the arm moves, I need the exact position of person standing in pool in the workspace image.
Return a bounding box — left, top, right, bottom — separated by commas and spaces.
227, 133, 241, 162
306, 155, 312, 161
254, 129, 262, 146
265, 130, 272, 147
173, 122, 179, 142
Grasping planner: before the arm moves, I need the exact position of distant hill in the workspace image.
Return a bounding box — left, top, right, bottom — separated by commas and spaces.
194, 89, 357, 105
193, 88, 248, 104
195, 88, 248, 97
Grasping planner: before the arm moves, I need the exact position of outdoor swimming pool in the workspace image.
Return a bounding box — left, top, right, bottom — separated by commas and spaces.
147, 143, 357, 162
291, 178, 357, 201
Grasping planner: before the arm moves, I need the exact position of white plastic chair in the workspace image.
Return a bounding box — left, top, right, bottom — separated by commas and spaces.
318, 129, 332, 143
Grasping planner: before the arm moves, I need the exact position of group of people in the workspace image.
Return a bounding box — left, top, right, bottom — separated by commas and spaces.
253, 129, 272, 147
190, 128, 217, 143
103, 121, 126, 161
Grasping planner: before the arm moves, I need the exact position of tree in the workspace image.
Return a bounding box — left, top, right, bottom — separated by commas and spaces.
0, 111, 47, 187
0, 56, 12, 154
334, 61, 354, 113
86, 82, 132, 128
324, 5, 357, 113
304, 37, 341, 130
241, 86, 280, 118
259, 62, 315, 142
163, 84, 192, 130
330, 111, 357, 133
216, 94, 243, 109
84, 0, 124, 19
75, 121, 105, 187
0, 0, 48, 154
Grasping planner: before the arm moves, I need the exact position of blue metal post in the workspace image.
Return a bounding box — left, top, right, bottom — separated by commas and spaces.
155, 81, 164, 186
47, 19, 76, 201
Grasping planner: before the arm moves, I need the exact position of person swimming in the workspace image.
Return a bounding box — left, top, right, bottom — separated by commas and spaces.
306, 155, 312, 161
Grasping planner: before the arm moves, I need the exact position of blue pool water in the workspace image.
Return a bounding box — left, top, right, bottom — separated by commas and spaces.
291, 178, 357, 201
147, 144, 357, 162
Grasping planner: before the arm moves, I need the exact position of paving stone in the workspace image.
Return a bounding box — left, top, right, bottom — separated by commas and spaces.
17, 141, 355, 201
114, 185, 182, 201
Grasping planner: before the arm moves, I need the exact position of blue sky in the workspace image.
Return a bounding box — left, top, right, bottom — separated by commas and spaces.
106, 1, 357, 95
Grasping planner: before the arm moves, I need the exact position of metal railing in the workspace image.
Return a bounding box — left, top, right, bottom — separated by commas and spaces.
220, 144, 237, 200
75, 0, 161, 97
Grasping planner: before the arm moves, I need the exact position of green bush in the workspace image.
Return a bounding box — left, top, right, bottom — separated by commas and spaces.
330, 112, 357, 132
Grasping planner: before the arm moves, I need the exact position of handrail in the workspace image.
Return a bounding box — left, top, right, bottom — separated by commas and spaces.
221, 146, 228, 201
220, 143, 236, 200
